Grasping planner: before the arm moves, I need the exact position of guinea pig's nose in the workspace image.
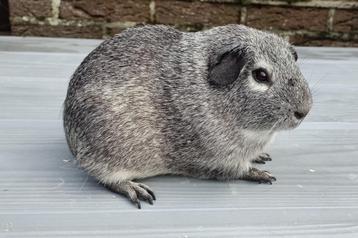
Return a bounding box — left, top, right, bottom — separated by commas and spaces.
294, 110, 307, 120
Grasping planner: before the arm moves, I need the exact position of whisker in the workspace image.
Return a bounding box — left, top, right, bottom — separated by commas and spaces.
265, 116, 283, 137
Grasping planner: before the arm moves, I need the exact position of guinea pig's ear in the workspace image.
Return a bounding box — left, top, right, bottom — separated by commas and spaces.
289, 46, 298, 61
208, 49, 246, 86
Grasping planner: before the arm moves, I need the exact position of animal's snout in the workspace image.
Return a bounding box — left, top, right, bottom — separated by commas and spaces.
293, 96, 312, 121
294, 110, 308, 120
292, 77, 313, 121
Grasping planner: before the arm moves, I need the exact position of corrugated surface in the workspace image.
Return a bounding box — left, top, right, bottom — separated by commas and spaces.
0, 36, 358, 237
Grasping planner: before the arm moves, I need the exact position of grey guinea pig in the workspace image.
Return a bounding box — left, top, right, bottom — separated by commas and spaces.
63, 24, 312, 208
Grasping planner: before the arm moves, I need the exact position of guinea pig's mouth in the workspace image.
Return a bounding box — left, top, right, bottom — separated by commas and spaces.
273, 114, 304, 131
282, 114, 306, 130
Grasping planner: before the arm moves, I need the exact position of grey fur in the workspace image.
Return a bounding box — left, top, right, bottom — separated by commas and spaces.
63, 25, 312, 208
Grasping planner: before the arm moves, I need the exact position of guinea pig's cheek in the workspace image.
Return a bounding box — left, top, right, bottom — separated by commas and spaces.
248, 76, 270, 92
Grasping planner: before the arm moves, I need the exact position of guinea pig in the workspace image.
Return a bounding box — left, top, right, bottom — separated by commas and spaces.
63, 24, 312, 208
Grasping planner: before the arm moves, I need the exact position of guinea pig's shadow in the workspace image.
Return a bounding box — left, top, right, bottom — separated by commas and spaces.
60, 145, 272, 208
79, 173, 264, 196
66, 167, 275, 209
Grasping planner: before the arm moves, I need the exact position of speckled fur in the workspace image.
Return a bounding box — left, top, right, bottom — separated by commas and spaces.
63, 25, 312, 200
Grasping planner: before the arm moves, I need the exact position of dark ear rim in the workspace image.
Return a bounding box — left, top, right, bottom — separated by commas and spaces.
208, 47, 246, 87
289, 46, 298, 61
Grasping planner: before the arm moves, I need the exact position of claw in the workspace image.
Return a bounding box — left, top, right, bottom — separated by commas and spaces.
259, 179, 272, 184
107, 181, 156, 209
139, 183, 156, 200
241, 168, 276, 184
253, 160, 265, 164
259, 155, 272, 161
146, 189, 156, 201
253, 153, 272, 164
127, 194, 141, 209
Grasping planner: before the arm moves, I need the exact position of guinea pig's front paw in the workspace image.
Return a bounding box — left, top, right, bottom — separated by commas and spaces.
108, 181, 156, 209
252, 153, 272, 164
241, 167, 276, 184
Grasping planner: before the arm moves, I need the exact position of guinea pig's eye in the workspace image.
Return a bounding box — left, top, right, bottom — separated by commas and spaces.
253, 68, 271, 84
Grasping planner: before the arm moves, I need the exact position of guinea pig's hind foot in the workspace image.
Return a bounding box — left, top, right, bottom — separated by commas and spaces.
107, 181, 156, 209
241, 167, 276, 184
252, 153, 272, 164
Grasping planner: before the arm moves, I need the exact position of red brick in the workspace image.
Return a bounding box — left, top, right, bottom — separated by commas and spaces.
11, 22, 103, 39
59, 0, 150, 22
9, 0, 53, 19
333, 9, 358, 33
105, 23, 146, 37
247, 6, 328, 31
105, 27, 123, 37
156, 0, 240, 26
289, 34, 358, 47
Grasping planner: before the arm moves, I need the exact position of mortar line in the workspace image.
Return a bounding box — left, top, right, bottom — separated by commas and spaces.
327, 8, 336, 32
240, 6, 247, 25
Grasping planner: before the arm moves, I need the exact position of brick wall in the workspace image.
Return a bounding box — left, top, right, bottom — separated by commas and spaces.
7, 0, 358, 46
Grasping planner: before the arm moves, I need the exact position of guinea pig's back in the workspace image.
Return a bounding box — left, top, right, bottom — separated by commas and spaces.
67, 25, 182, 91
63, 25, 182, 176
